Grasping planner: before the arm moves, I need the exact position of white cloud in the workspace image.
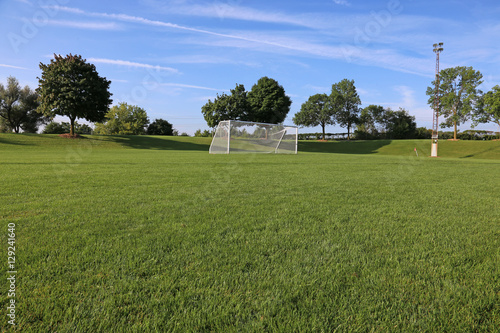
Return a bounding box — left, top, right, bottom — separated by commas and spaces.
160, 83, 227, 91
0, 64, 29, 70
46, 5, 497, 78
392, 86, 434, 123
195, 32, 432, 76
15, 0, 32, 5
160, 55, 260, 67
356, 87, 370, 97
394, 85, 416, 108
45, 20, 120, 30
332, 0, 350, 6
49, 6, 296, 50
303, 84, 331, 94
87, 58, 179, 73
167, 3, 320, 28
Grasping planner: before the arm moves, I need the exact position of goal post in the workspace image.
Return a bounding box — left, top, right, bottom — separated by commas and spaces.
209, 120, 298, 154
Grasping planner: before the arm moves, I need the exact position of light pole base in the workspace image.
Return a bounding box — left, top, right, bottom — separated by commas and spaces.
431, 142, 438, 157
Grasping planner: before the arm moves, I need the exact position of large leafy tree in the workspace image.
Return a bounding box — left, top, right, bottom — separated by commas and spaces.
147, 118, 173, 135
293, 93, 334, 140
0, 76, 49, 133
426, 66, 483, 140
94, 103, 149, 135
201, 84, 250, 128
247, 77, 291, 124
473, 85, 500, 132
330, 79, 361, 140
37, 54, 112, 136
201, 77, 291, 128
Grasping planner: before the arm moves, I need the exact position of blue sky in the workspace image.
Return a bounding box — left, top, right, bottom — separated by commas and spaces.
1, 0, 499, 134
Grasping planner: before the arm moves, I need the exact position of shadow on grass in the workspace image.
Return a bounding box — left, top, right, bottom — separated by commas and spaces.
459, 145, 500, 159
107, 135, 210, 151
299, 140, 392, 154
0, 134, 34, 146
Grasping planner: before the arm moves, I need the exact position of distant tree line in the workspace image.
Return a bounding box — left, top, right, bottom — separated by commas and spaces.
194, 129, 212, 137
1, 54, 179, 137
293, 79, 420, 140
294, 70, 500, 140
2, 54, 500, 140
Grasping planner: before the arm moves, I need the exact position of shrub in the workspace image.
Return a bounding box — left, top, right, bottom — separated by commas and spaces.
43, 121, 92, 134
147, 119, 173, 135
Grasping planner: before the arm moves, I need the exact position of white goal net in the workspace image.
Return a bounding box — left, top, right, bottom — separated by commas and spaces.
209, 120, 298, 154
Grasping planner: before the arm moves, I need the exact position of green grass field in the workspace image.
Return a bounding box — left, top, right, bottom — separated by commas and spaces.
1, 134, 499, 332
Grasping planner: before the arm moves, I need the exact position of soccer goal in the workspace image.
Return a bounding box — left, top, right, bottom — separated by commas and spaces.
209, 120, 298, 154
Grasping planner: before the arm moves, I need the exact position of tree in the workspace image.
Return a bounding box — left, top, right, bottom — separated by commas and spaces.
43, 121, 92, 135
356, 104, 385, 139
94, 103, 149, 135
247, 77, 291, 124
147, 118, 173, 135
43, 122, 67, 134
383, 108, 417, 139
0, 76, 49, 133
293, 94, 334, 140
0, 117, 10, 133
37, 54, 112, 136
201, 78, 291, 129
415, 127, 432, 139
194, 129, 212, 137
330, 79, 361, 140
201, 84, 250, 128
474, 85, 500, 132
354, 105, 417, 139
229, 84, 251, 121
426, 66, 483, 140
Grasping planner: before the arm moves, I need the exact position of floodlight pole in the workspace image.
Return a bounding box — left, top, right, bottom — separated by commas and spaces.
227, 120, 231, 154
431, 42, 443, 157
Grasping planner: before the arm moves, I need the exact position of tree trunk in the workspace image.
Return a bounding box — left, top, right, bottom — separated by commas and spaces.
347, 122, 351, 140
321, 123, 326, 140
6, 113, 18, 133
70, 117, 75, 136
453, 107, 457, 140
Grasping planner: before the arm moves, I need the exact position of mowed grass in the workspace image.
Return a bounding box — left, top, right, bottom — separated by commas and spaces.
0, 134, 499, 332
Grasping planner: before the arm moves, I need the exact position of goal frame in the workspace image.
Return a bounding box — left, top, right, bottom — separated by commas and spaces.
209, 120, 298, 154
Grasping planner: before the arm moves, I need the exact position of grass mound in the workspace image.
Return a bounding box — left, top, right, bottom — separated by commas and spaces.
1, 134, 499, 159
